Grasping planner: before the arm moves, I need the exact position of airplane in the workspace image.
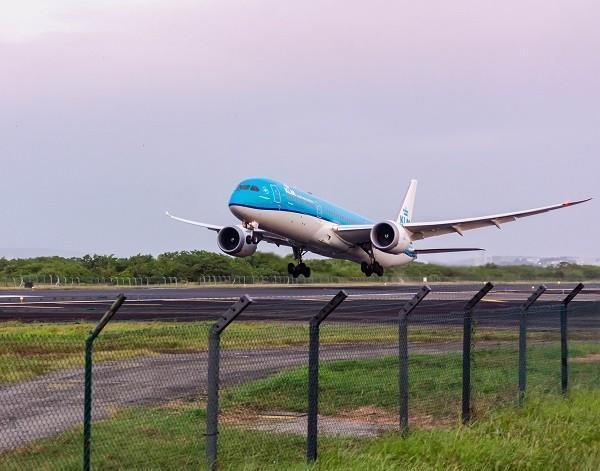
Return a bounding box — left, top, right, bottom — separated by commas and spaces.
166, 178, 590, 278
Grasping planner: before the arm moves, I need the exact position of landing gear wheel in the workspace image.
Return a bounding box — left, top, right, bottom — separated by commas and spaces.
290, 262, 311, 278
364, 265, 373, 277
290, 247, 311, 278
361, 262, 369, 274
297, 263, 308, 277
373, 262, 384, 277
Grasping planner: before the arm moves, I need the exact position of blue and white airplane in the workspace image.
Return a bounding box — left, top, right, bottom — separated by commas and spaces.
167, 178, 590, 278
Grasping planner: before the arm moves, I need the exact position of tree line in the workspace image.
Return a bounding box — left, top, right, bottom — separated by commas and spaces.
0, 251, 599, 282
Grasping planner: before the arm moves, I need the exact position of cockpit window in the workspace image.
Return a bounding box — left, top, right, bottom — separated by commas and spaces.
237, 184, 260, 192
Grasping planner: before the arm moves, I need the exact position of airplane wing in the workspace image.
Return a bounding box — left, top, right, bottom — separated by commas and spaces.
412, 247, 484, 254
404, 198, 591, 240
165, 211, 293, 247
333, 225, 373, 245
166, 212, 222, 231
333, 198, 591, 244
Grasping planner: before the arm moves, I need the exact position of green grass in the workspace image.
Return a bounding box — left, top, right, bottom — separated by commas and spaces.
1, 389, 598, 470
224, 343, 600, 419
3, 316, 595, 385
2, 320, 577, 384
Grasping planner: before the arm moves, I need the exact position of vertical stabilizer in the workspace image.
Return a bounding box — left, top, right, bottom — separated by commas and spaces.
396, 179, 417, 224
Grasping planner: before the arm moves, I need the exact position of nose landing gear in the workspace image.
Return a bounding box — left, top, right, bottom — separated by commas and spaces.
245, 234, 260, 245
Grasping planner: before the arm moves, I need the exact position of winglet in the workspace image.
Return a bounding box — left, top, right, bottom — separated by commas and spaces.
561, 198, 592, 207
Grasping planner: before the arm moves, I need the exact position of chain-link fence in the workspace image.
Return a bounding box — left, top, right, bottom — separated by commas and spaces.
0, 284, 598, 470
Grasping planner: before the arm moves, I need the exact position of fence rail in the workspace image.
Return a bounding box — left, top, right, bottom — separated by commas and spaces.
0, 283, 597, 469
5, 274, 596, 288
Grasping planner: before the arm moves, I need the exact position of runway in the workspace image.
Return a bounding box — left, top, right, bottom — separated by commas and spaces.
0, 283, 599, 325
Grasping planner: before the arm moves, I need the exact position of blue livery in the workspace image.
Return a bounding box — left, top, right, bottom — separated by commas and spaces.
229, 177, 372, 226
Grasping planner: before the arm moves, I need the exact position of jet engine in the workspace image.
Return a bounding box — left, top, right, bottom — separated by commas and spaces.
370, 220, 412, 254
217, 226, 258, 257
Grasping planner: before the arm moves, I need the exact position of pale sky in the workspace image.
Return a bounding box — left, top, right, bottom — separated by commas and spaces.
1, 1, 598, 261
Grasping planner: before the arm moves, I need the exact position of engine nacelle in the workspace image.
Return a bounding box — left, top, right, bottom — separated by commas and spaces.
370, 220, 411, 254
217, 226, 258, 257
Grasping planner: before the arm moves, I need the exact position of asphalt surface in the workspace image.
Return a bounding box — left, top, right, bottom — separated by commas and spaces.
0, 341, 464, 451
0, 284, 599, 326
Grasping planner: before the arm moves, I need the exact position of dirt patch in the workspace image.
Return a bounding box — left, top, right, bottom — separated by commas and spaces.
338, 406, 454, 429
338, 406, 396, 425
163, 399, 204, 411
409, 414, 455, 429
571, 353, 600, 364
222, 406, 454, 434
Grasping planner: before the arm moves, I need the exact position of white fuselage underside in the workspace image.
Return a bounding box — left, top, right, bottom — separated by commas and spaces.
229, 205, 414, 268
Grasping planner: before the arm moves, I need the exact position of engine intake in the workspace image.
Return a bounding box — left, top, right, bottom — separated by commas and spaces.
217, 226, 258, 257
370, 220, 411, 254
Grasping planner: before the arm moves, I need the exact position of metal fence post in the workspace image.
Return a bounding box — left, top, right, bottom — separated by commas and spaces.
560, 283, 584, 395
83, 294, 126, 471
462, 282, 494, 424
205, 295, 253, 471
399, 285, 431, 436
518, 285, 546, 406
307, 291, 348, 464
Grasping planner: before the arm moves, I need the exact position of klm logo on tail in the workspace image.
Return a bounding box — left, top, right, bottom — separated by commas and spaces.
399, 207, 411, 225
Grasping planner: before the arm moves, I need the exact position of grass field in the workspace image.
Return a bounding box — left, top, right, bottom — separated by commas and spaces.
1, 388, 598, 470
1, 320, 593, 384
223, 342, 600, 418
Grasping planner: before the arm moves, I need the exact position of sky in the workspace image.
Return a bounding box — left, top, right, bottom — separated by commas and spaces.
0, 0, 598, 262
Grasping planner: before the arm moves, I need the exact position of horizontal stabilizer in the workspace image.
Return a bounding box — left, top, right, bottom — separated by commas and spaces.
413, 247, 485, 254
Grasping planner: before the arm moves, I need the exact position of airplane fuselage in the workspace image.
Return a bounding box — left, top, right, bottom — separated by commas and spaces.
228, 177, 415, 268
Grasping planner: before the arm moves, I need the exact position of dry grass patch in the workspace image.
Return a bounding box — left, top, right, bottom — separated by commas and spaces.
571, 353, 600, 364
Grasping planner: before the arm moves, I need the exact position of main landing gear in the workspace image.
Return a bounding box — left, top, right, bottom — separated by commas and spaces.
288, 247, 311, 278
361, 261, 384, 277
359, 243, 384, 277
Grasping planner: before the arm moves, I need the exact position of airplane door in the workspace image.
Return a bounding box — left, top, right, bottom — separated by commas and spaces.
270, 184, 281, 209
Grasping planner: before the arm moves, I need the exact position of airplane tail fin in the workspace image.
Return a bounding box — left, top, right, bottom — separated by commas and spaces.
397, 179, 417, 224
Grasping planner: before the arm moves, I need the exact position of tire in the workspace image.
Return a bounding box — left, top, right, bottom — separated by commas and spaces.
365, 266, 373, 277
374, 262, 384, 277
303, 266, 311, 278
361, 262, 369, 273
288, 263, 295, 275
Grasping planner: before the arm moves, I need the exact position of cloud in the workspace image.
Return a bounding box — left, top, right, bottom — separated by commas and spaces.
0, 0, 167, 42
